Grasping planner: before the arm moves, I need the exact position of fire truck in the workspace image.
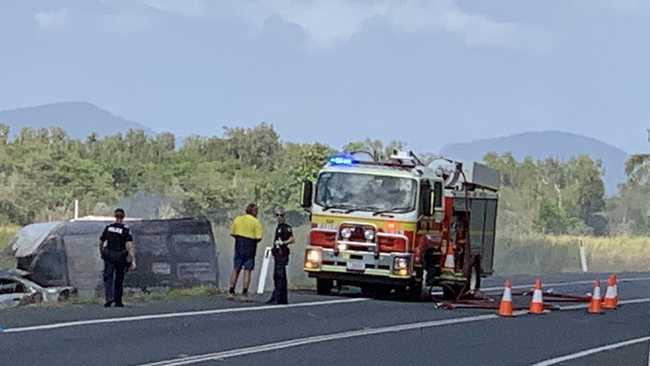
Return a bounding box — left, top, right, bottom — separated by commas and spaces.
300, 150, 499, 300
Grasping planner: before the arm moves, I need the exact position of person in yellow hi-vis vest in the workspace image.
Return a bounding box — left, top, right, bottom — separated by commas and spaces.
227, 203, 263, 301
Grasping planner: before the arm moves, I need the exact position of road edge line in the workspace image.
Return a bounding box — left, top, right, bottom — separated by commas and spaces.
2, 298, 368, 334
482, 276, 650, 292
531, 335, 650, 366
558, 297, 650, 311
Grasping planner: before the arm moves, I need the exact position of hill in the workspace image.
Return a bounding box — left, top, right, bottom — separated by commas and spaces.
440, 131, 628, 195
0, 102, 154, 139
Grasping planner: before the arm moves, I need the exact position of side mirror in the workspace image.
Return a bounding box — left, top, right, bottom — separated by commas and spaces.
301, 180, 313, 209
433, 181, 443, 209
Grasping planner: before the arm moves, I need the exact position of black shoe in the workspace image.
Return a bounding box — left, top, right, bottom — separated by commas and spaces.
104, 301, 113, 308
114, 302, 124, 308
265, 299, 277, 305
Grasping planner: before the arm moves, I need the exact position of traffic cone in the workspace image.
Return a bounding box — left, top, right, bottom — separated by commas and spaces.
443, 242, 455, 271
529, 278, 545, 315
498, 280, 514, 317
602, 274, 618, 310
588, 280, 604, 314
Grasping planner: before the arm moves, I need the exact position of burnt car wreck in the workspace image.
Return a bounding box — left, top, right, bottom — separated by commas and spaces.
12, 217, 219, 297
0, 269, 75, 309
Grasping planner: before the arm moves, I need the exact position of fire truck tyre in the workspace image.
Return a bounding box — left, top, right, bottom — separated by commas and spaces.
316, 279, 333, 295
468, 262, 481, 293
405, 281, 422, 301
442, 285, 462, 300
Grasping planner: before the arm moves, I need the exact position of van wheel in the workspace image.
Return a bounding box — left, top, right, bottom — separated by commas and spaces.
316, 279, 333, 295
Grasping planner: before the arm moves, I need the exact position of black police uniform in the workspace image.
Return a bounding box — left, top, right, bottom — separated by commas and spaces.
269, 223, 292, 304
100, 223, 133, 306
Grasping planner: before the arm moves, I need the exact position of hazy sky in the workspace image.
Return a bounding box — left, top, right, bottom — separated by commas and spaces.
2, 0, 649, 153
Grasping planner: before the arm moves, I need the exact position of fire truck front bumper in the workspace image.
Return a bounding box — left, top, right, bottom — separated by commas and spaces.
304, 246, 413, 281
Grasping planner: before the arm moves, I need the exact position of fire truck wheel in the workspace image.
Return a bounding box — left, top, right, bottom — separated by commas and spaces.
316, 279, 333, 295
442, 284, 463, 300
405, 281, 422, 301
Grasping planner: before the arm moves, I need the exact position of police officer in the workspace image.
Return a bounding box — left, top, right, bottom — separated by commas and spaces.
266, 207, 294, 305
99, 208, 135, 308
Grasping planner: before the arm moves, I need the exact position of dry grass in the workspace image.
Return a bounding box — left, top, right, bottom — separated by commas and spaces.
0, 225, 19, 269
5, 222, 648, 298
120, 286, 222, 303
494, 234, 650, 275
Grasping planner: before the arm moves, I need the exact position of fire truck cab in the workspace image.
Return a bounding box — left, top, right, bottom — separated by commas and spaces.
301, 150, 499, 300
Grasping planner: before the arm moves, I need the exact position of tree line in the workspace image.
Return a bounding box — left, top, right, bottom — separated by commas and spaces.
0, 123, 647, 236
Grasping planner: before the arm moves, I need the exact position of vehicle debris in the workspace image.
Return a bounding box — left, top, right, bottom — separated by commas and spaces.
0, 269, 75, 309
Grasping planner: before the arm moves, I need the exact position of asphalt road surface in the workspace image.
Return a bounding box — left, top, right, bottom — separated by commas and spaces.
1, 272, 649, 366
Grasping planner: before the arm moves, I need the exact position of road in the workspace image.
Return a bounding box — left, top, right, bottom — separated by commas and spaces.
1, 272, 649, 366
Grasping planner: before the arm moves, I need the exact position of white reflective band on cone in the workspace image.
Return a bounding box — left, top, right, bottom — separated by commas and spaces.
501, 288, 512, 302
532, 289, 543, 303
592, 285, 601, 301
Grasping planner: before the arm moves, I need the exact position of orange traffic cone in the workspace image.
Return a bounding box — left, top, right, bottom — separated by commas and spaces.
443, 242, 455, 271
498, 280, 514, 317
602, 274, 618, 310
588, 280, 604, 314
529, 278, 545, 315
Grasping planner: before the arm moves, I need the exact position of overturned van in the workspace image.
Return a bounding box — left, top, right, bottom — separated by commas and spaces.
12, 217, 218, 296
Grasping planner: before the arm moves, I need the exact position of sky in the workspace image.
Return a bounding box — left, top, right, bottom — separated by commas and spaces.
1, 0, 650, 153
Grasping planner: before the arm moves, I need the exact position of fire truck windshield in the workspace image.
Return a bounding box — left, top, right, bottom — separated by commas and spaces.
315, 172, 417, 213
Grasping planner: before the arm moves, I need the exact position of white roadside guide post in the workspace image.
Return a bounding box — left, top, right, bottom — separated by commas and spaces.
579, 240, 589, 273
257, 247, 273, 294
74, 199, 79, 220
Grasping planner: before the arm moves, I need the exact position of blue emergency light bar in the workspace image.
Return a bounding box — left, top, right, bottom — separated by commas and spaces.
328, 153, 357, 166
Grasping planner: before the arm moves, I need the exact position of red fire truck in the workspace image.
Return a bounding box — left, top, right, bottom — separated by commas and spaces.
300, 150, 499, 300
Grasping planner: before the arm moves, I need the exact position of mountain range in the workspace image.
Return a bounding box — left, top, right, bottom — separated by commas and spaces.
0, 102, 628, 194
440, 131, 628, 195
0, 102, 154, 139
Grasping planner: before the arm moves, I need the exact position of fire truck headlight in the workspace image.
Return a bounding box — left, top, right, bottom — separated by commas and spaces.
340, 227, 352, 240
393, 257, 409, 276
364, 229, 375, 241
305, 249, 322, 269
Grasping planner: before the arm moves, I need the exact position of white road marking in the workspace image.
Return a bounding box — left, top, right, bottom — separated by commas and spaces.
558, 297, 650, 311
482, 276, 650, 292
134, 295, 650, 366
1, 298, 367, 334
136, 312, 527, 366
531, 336, 650, 366
2, 276, 649, 335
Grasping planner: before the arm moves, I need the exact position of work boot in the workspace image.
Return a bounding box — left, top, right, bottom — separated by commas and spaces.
265, 298, 277, 305
104, 301, 113, 308
114, 302, 124, 308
